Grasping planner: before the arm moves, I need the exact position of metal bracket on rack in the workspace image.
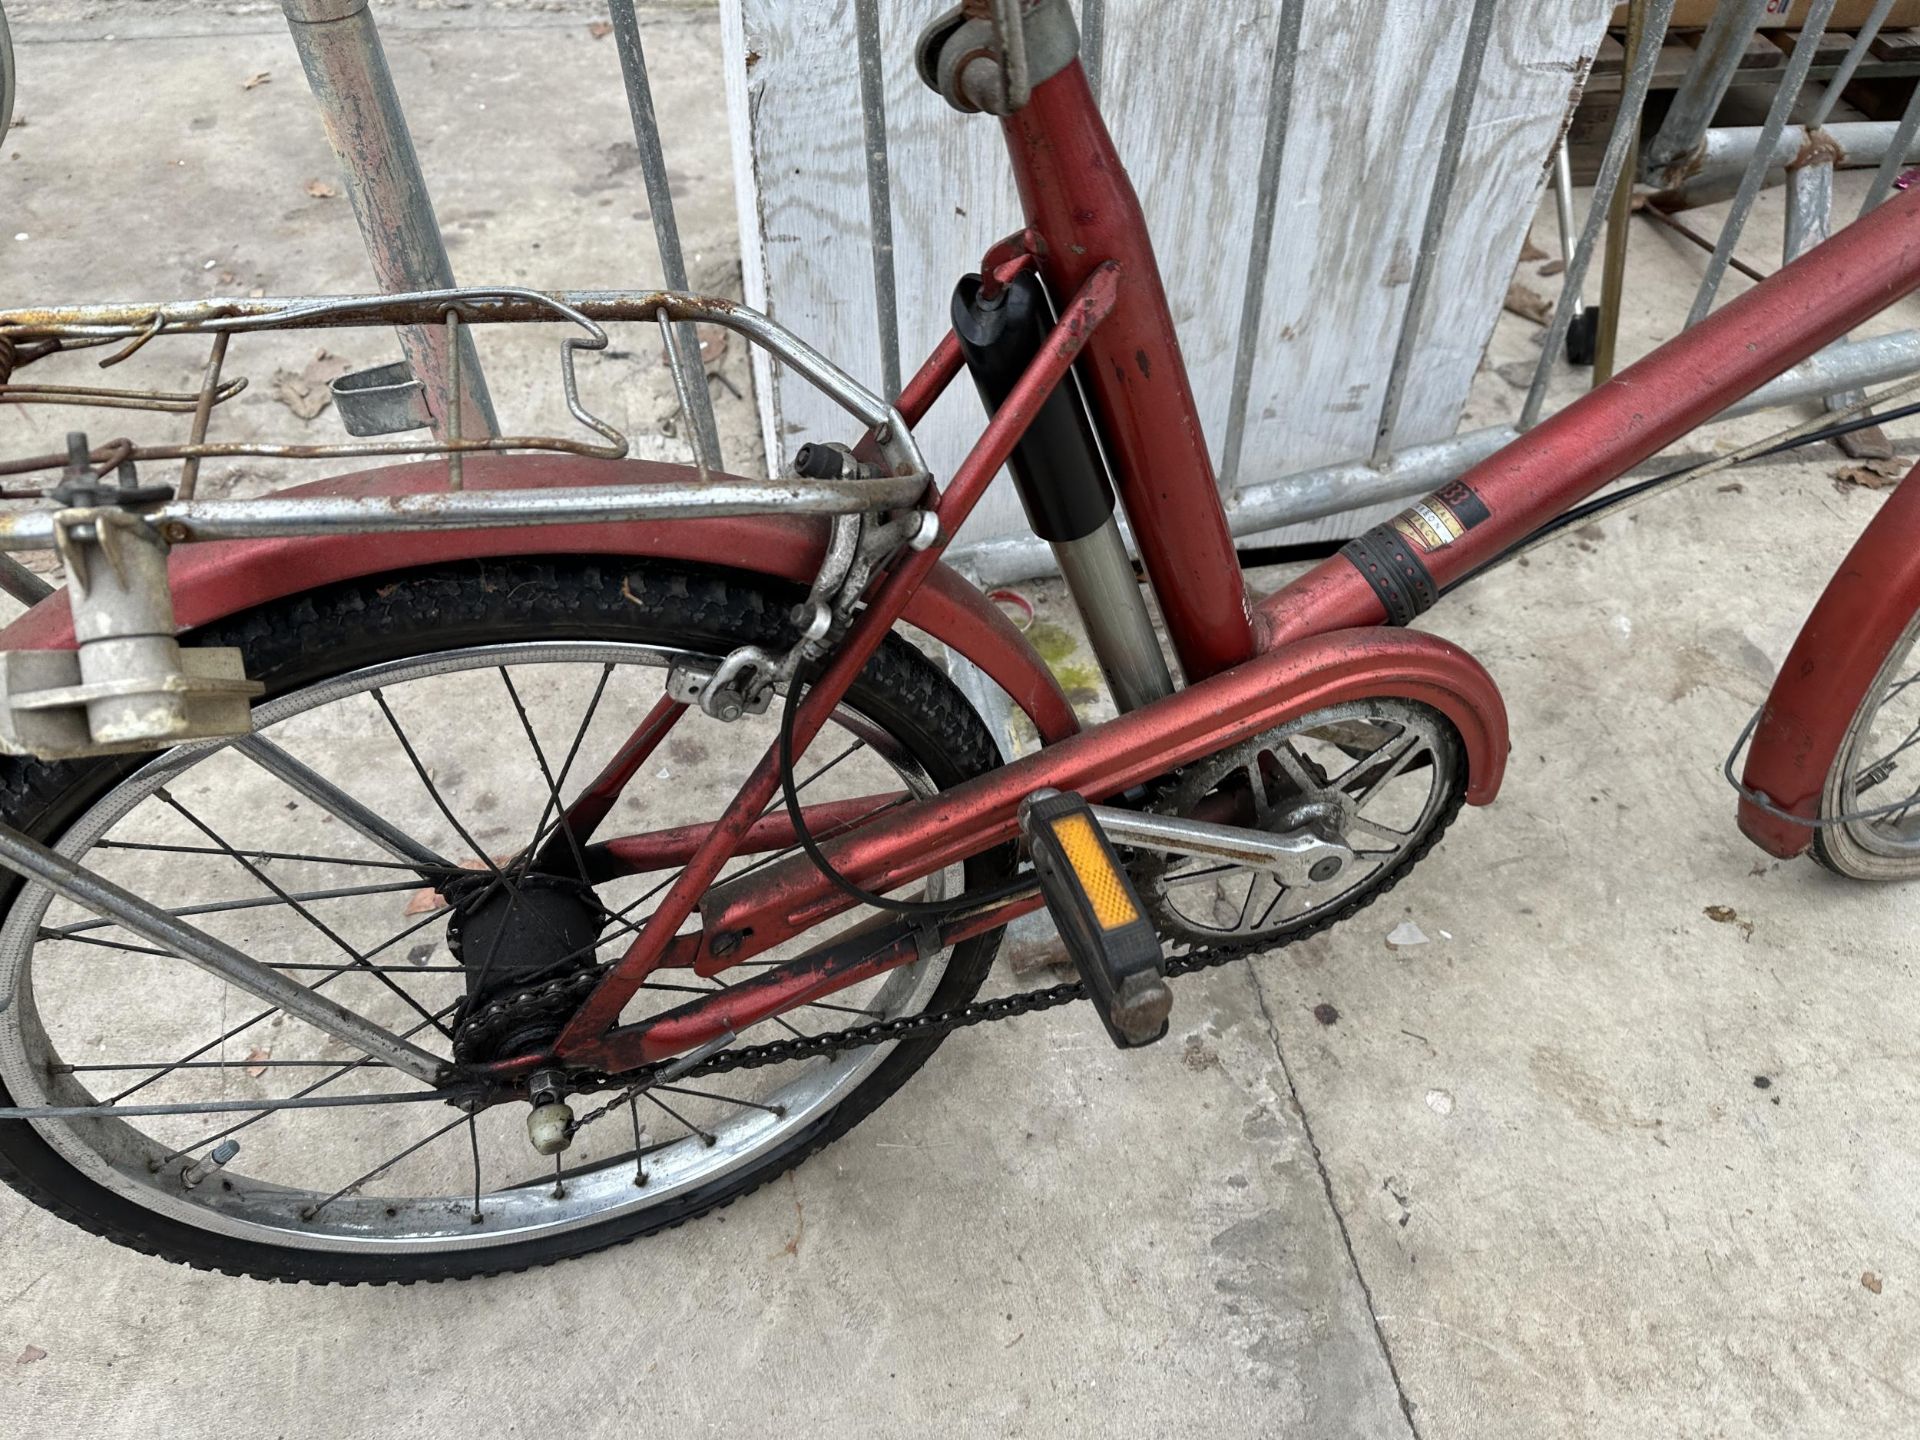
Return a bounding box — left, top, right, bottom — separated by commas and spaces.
0, 435, 261, 760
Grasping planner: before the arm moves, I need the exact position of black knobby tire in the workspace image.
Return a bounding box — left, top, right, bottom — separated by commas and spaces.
0, 558, 1012, 1283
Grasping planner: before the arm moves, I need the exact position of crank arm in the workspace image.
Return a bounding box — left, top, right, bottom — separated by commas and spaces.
1089, 804, 1354, 889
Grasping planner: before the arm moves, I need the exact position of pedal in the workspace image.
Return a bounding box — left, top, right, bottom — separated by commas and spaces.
1019, 789, 1171, 1049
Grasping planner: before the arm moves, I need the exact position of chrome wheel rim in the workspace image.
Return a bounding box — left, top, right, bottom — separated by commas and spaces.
0, 641, 956, 1253
1824, 610, 1920, 867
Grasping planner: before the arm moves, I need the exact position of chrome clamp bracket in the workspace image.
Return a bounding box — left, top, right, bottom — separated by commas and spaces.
0, 441, 262, 760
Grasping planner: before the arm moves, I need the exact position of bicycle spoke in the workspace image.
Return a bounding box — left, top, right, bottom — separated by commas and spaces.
156, 789, 453, 1040
468, 1115, 485, 1223
94, 838, 449, 874
59, 1057, 432, 1074
756, 735, 868, 819
44, 879, 428, 940
35, 928, 459, 974
1854, 715, 1920, 790
643, 1089, 715, 1146
161, 999, 459, 1163
656, 1082, 787, 1117
237, 734, 452, 874
500, 663, 611, 884
107, 904, 450, 1105
370, 688, 504, 876
299, 1111, 472, 1220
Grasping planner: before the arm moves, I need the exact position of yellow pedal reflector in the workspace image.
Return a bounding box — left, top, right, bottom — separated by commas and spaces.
1048, 811, 1141, 930
1019, 789, 1170, 1049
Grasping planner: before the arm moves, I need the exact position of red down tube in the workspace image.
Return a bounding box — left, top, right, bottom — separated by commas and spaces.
1255, 182, 1920, 646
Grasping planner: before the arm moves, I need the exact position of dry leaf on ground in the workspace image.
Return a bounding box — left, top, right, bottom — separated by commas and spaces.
1502, 281, 1553, 326
267, 350, 355, 420
1834, 458, 1905, 491
305, 178, 338, 200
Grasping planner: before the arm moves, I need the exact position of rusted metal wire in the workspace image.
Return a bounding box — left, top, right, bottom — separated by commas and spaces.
0, 376, 247, 414
0, 284, 926, 491
177, 333, 233, 501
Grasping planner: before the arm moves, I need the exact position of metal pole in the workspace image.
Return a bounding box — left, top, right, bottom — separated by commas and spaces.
1594, 0, 1654, 385
1081, 0, 1105, 106
281, 0, 497, 440
1861, 81, 1920, 216
852, 0, 903, 402
1369, 0, 1499, 466
1639, 0, 1769, 185
1655, 119, 1920, 205
955, 322, 1920, 586
0, 820, 446, 1082
1685, 0, 1839, 328
608, 0, 725, 469
1522, 0, 1679, 428
1808, 0, 1896, 129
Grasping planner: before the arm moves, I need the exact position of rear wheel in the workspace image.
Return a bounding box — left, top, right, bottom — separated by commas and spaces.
1813, 608, 1920, 880
0, 558, 1010, 1282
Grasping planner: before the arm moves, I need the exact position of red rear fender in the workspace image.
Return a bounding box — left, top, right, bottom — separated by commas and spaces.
0, 456, 1080, 746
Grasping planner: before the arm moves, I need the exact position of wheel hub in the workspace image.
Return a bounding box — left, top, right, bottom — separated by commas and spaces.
446, 871, 607, 1061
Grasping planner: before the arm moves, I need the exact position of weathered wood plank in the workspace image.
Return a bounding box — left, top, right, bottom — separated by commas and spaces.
729, 1, 882, 477
728, 0, 1612, 549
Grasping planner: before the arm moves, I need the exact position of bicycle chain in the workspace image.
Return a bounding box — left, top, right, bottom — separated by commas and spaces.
559, 785, 1455, 1135
521, 785, 1466, 1136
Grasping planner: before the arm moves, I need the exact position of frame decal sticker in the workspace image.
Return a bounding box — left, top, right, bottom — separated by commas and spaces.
1389, 480, 1490, 554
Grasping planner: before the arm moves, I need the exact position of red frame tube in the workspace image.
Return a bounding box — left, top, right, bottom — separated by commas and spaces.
586, 792, 904, 880
1257, 182, 1920, 646
553, 263, 1124, 1057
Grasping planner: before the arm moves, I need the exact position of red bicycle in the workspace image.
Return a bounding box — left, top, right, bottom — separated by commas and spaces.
1, 1, 1918, 1283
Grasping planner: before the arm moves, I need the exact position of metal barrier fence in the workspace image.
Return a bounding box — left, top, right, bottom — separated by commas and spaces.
177, 2, 1920, 588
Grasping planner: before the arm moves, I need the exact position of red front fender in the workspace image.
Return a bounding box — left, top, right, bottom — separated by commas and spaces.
1739, 458, 1920, 857
0, 455, 1080, 746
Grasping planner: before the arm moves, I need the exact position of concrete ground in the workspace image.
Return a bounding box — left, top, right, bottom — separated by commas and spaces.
4, 4, 1920, 1437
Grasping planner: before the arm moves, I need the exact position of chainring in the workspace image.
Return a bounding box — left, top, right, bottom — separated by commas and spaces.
1133, 700, 1466, 950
